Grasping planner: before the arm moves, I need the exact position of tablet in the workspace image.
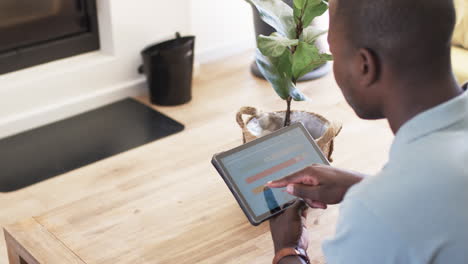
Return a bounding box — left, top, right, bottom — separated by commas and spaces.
212, 122, 330, 226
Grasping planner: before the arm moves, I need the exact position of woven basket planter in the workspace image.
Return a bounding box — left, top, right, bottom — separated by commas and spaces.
236, 106, 342, 162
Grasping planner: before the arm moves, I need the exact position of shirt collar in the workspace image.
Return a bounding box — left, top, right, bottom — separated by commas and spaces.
390, 89, 468, 157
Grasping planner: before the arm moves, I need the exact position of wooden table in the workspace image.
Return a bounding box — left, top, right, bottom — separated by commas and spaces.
2, 52, 394, 264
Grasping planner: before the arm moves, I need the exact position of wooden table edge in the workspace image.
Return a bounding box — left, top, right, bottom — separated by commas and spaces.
4, 217, 86, 264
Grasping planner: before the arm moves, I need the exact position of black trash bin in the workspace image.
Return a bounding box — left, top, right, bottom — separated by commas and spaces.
139, 33, 195, 106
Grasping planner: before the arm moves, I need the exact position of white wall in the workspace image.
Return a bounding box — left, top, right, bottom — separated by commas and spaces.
0, 0, 254, 139
190, 0, 255, 63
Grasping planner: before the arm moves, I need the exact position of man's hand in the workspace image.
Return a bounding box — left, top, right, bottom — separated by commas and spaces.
270, 200, 309, 254
267, 164, 364, 209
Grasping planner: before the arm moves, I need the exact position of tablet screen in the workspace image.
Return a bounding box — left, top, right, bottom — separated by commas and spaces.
216, 123, 329, 223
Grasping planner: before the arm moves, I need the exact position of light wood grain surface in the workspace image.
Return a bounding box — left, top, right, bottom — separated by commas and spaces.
1, 51, 394, 264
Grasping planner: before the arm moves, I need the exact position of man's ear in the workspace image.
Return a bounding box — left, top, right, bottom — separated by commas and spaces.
358, 48, 379, 86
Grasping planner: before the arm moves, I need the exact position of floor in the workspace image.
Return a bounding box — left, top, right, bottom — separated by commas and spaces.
0, 99, 184, 192
0, 51, 394, 263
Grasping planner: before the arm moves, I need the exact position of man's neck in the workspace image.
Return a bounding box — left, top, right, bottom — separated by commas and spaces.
383, 76, 463, 134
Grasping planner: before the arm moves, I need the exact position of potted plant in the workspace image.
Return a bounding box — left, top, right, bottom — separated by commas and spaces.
236, 0, 341, 161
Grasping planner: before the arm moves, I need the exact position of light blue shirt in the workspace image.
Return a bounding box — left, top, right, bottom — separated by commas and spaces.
323, 88, 468, 263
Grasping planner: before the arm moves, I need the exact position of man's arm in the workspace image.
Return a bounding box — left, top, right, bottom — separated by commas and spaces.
270, 201, 311, 264
279, 256, 307, 264
268, 164, 364, 208
269, 165, 365, 263
274, 198, 413, 263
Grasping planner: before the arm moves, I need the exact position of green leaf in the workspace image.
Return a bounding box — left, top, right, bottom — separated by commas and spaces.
293, 0, 305, 25
301, 0, 328, 28
255, 49, 292, 99
258, 33, 299, 57
246, 0, 296, 39
300, 26, 328, 45
320, 53, 333, 61
292, 41, 332, 80
293, 0, 306, 9
293, 0, 328, 29
255, 49, 308, 101
289, 86, 308, 101
293, 5, 301, 25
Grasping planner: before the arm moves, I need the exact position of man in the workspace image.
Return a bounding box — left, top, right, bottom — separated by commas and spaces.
266, 0, 468, 263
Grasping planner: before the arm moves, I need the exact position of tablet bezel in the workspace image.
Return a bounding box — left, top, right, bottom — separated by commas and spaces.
212, 122, 330, 225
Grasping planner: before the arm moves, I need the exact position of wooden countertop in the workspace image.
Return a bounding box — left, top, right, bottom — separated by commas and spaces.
1, 51, 394, 264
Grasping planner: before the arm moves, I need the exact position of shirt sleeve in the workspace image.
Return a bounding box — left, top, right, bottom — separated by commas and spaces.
322, 198, 417, 264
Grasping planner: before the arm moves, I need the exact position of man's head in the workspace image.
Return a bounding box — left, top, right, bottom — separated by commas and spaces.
328, 0, 456, 119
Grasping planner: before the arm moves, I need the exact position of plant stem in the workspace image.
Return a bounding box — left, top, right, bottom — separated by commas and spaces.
284, 96, 292, 127
283, 8, 305, 127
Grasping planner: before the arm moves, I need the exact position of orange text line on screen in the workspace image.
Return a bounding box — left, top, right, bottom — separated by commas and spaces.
245, 155, 304, 184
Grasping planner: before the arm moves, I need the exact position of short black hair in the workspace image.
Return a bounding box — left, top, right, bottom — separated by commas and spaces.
334, 0, 456, 74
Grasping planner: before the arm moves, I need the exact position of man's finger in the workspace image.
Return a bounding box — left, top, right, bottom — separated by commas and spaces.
311, 201, 327, 209
304, 198, 327, 209
266, 166, 320, 188
286, 183, 323, 202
